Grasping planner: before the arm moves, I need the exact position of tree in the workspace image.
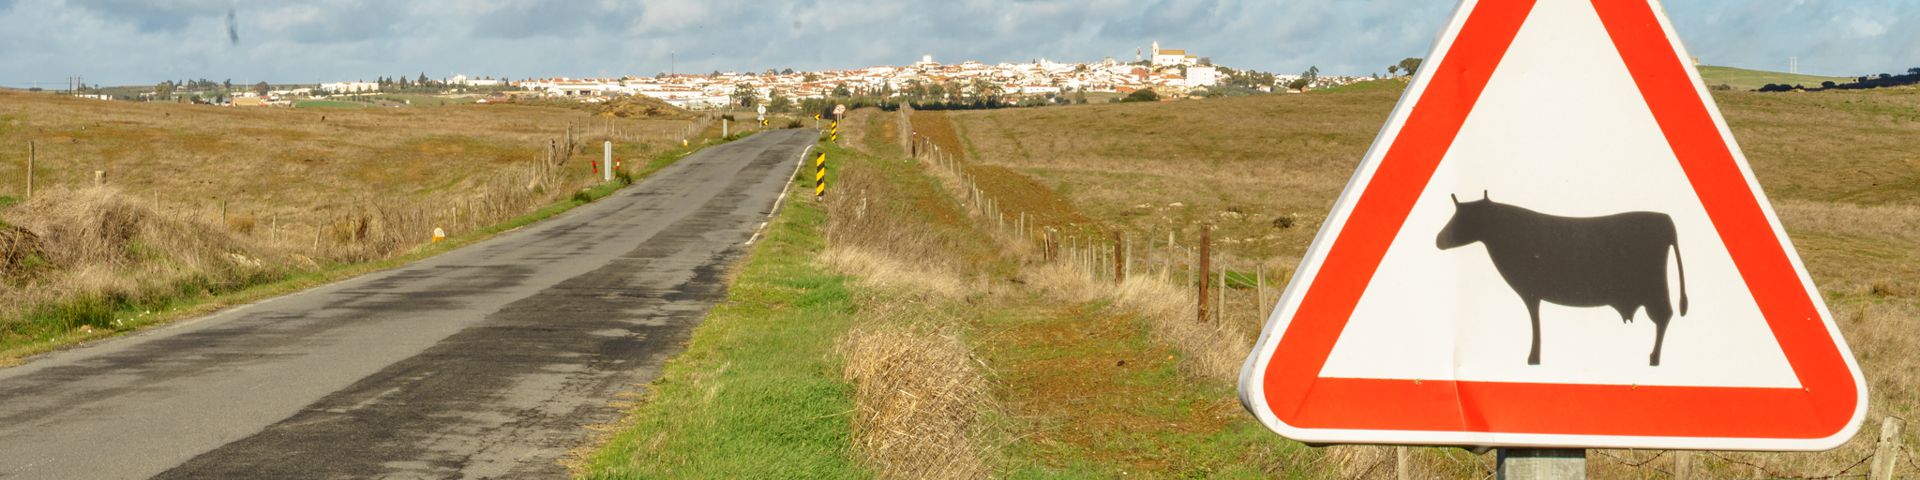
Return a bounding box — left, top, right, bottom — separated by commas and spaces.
1397, 57, 1424, 76
1908, 67, 1920, 76
1821, 81, 1837, 89
780, 68, 794, 75
1286, 78, 1311, 91
1122, 88, 1160, 102
223, 79, 233, 91
254, 81, 270, 96
418, 72, 430, 86
156, 81, 176, 96
804, 73, 820, 82
1387, 65, 1400, 76
831, 82, 852, 97
731, 83, 757, 107
768, 90, 792, 112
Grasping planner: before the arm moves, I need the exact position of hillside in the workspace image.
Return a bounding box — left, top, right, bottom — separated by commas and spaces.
1698, 65, 1853, 91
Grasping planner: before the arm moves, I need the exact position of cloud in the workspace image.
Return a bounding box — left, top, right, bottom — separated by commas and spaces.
1, 0, 1915, 87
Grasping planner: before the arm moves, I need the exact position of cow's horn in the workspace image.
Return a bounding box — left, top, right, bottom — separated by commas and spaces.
1482, 190, 1490, 201
1451, 194, 1460, 204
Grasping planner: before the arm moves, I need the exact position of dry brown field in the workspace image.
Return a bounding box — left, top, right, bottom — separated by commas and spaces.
0, 91, 696, 355
932, 81, 1920, 478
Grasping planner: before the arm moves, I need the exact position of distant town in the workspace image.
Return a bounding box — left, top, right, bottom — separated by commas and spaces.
46, 43, 1398, 111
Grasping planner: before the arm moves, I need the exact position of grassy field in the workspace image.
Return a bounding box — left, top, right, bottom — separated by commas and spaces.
582, 181, 869, 478
1699, 65, 1855, 91
936, 81, 1920, 477
292, 99, 373, 109
0, 91, 704, 360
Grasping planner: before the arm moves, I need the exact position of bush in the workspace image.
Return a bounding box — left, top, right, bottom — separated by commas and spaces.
786, 119, 804, 129
1121, 89, 1160, 103
572, 191, 594, 204
615, 170, 635, 186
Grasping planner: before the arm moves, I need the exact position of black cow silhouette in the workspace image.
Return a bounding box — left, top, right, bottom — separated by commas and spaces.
1435, 192, 1688, 366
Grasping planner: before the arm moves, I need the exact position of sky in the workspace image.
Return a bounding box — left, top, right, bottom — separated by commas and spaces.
0, 0, 1915, 87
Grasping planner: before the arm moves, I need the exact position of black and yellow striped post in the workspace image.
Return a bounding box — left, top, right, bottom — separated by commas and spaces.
829, 121, 839, 142
813, 151, 827, 198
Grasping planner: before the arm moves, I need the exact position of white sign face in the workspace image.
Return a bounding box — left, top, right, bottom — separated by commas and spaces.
758, 105, 767, 115
833, 104, 847, 117
1238, 0, 1866, 452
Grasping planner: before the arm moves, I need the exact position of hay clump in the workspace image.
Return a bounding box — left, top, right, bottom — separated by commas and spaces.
840, 317, 991, 480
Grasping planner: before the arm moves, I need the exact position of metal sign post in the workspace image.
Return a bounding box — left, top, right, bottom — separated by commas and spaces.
1496, 449, 1584, 479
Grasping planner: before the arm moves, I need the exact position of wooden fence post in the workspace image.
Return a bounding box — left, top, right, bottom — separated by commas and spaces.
1871, 416, 1904, 480
1198, 228, 1211, 323
1256, 265, 1267, 320
1113, 231, 1126, 283
1218, 256, 1227, 323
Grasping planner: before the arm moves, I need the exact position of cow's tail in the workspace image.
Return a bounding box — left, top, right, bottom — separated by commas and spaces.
1673, 240, 1689, 316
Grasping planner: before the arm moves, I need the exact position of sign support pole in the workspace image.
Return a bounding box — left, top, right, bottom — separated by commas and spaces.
1495, 448, 1584, 480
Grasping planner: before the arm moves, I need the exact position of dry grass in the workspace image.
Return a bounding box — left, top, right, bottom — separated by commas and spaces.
840, 311, 993, 480
0, 91, 694, 348
939, 84, 1920, 477
818, 137, 1003, 477
1022, 263, 1250, 384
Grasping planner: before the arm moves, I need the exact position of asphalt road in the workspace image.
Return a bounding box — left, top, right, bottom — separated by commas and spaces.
0, 129, 816, 479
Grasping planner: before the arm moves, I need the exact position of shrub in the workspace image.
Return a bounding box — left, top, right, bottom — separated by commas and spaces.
571, 190, 593, 204
1122, 89, 1161, 103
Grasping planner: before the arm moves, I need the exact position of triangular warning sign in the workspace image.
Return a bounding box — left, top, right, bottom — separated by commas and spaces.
1239, 0, 1866, 451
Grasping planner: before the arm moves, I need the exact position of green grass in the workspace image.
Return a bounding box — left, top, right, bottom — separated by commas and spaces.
976, 300, 1317, 479
0, 134, 745, 363
1698, 65, 1853, 91
583, 179, 866, 479
292, 100, 371, 109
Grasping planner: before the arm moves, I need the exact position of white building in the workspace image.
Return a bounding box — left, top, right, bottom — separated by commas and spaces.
1185, 66, 1220, 87
1151, 42, 1199, 67
320, 81, 379, 93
